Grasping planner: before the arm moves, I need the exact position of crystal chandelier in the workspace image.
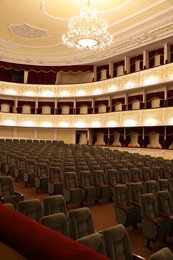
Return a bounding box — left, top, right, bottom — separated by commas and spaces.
62, 0, 113, 51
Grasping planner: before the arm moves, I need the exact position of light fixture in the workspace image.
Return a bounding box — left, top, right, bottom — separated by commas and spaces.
62, 0, 113, 50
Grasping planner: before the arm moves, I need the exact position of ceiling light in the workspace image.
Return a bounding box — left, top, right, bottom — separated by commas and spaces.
62, 0, 112, 50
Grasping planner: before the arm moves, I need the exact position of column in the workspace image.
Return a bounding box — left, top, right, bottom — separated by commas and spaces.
124, 56, 130, 74
143, 50, 149, 69
164, 43, 170, 64
109, 62, 113, 78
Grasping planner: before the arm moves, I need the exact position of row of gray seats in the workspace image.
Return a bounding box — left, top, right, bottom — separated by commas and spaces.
3, 196, 147, 260
113, 181, 173, 250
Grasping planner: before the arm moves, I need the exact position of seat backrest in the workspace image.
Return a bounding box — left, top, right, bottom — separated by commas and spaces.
0, 176, 15, 196
140, 193, 159, 219
17, 156, 26, 170
94, 170, 107, 186
119, 168, 130, 183
37, 163, 49, 177
149, 247, 173, 260
141, 166, 152, 181
129, 182, 145, 203
103, 224, 133, 260
106, 169, 118, 185
25, 159, 36, 173
17, 199, 43, 222
43, 195, 68, 216
113, 184, 131, 207
77, 233, 106, 257
79, 171, 93, 187
63, 172, 78, 189
49, 167, 63, 182
152, 166, 164, 180
158, 179, 170, 192
41, 213, 70, 237
130, 167, 141, 182
68, 207, 95, 240
156, 190, 173, 215
145, 180, 159, 195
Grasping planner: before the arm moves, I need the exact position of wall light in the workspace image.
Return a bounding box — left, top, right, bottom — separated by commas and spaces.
22, 121, 35, 127
61, 91, 70, 97
75, 121, 86, 127
146, 118, 156, 126
92, 121, 100, 127
41, 121, 52, 127
6, 89, 16, 95
25, 91, 35, 96
77, 90, 86, 96
108, 120, 117, 127
59, 122, 69, 127
124, 119, 136, 126
4, 120, 15, 126
108, 85, 116, 92
41, 91, 54, 97
126, 81, 135, 89
93, 89, 102, 95
144, 76, 158, 85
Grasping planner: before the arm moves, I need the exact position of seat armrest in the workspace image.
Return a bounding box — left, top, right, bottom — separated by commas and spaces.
131, 201, 140, 207
159, 212, 173, 220
114, 204, 128, 214
15, 191, 24, 200
133, 253, 146, 260
0, 196, 5, 203
142, 216, 160, 227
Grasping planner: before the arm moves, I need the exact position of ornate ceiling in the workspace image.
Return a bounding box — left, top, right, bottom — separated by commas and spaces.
0, 0, 173, 66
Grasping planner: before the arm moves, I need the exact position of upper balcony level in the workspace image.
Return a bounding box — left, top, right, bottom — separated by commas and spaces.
0, 62, 173, 99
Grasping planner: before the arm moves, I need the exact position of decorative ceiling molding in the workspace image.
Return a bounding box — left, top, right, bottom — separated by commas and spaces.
8, 23, 49, 39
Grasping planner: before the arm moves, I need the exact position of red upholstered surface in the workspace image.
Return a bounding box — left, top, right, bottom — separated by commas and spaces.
0, 204, 108, 260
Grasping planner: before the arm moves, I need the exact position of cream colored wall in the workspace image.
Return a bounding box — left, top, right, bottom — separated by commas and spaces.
16, 128, 34, 139
57, 129, 76, 144
37, 129, 54, 140
0, 127, 77, 143
0, 127, 13, 137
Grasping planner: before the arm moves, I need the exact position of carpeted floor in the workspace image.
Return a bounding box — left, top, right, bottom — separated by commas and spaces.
14, 180, 173, 260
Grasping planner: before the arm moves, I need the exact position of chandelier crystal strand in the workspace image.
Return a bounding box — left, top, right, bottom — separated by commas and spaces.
62, 0, 113, 51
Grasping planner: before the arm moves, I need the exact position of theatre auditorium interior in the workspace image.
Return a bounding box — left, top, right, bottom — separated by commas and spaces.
1, 0, 173, 259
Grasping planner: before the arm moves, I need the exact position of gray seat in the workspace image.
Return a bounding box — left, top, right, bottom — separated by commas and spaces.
0, 176, 24, 209
145, 180, 159, 195
141, 166, 152, 182
43, 195, 68, 216
17, 198, 43, 222
157, 190, 173, 236
15, 155, 26, 182
40, 213, 70, 237
152, 166, 164, 180
48, 166, 63, 195
68, 207, 95, 240
103, 224, 146, 260
119, 167, 131, 184
77, 233, 106, 257
78, 170, 98, 204
158, 178, 171, 192
130, 167, 141, 182
93, 169, 112, 202
140, 193, 167, 249
129, 182, 145, 222
106, 169, 119, 186
24, 159, 37, 187
35, 163, 49, 193
113, 184, 139, 228
63, 172, 84, 207
149, 247, 173, 260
